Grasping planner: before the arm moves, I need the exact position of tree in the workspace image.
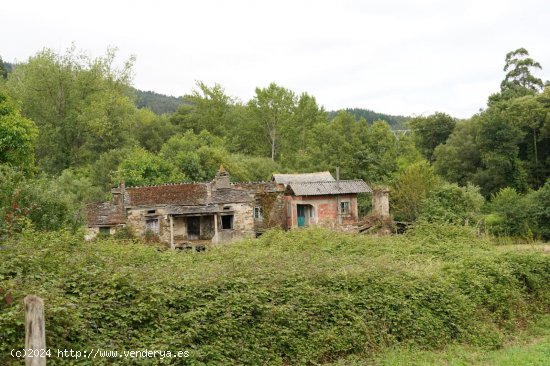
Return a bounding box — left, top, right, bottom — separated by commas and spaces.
170, 81, 234, 136
353, 120, 399, 183
160, 130, 225, 181
0, 92, 38, 173
115, 147, 185, 187
489, 48, 545, 104
434, 107, 531, 197
307, 111, 362, 178
506, 95, 550, 188
6, 46, 136, 173
391, 161, 442, 222
248, 83, 297, 161
420, 184, 484, 225
0, 56, 7, 79
279, 92, 327, 169
408, 112, 456, 162
473, 107, 528, 196
0, 165, 83, 236
130, 108, 175, 152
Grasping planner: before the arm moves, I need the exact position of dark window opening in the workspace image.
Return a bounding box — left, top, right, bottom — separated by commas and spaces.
221, 215, 234, 230
147, 209, 157, 214
99, 227, 110, 235
223, 206, 231, 210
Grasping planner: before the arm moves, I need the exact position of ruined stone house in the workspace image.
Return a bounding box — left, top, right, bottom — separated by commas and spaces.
86, 168, 372, 247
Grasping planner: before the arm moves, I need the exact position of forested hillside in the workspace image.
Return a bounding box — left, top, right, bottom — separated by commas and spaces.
0, 46, 549, 239
328, 108, 409, 129
133, 88, 183, 114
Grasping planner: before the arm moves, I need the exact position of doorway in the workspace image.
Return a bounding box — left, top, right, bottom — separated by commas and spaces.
296, 204, 307, 227
187, 216, 200, 240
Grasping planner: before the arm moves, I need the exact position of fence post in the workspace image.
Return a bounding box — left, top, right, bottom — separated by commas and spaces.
24, 295, 46, 366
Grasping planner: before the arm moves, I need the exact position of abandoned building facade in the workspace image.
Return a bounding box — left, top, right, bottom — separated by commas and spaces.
86, 168, 374, 247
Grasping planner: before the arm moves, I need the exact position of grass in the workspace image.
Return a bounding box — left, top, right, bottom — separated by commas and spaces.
327, 315, 550, 365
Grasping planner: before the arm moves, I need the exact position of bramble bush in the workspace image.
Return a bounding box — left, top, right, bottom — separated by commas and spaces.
1, 225, 549, 365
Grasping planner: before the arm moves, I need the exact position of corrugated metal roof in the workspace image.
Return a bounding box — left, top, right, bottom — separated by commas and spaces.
272, 171, 335, 185
287, 180, 372, 196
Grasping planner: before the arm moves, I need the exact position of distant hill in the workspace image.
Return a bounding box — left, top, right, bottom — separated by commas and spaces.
329, 108, 409, 129
132, 89, 184, 115
4, 61, 14, 73
0, 59, 13, 78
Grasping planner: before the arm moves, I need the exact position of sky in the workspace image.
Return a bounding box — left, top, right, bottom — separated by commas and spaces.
2, 0, 549, 118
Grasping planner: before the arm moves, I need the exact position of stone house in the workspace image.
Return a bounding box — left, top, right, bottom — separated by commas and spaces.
86, 169, 372, 247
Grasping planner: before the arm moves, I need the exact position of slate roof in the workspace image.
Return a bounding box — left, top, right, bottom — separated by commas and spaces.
272, 171, 335, 185
86, 202, 125, 226
212, 188, 254, 204
125, 183, 209, 206
286, 180, 372, 196
165, 205, 220, 215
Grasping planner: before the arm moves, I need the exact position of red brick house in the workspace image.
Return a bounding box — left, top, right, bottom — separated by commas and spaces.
272, 172, 371, 229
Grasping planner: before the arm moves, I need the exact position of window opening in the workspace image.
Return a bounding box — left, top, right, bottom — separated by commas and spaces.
221, 215, 234, 229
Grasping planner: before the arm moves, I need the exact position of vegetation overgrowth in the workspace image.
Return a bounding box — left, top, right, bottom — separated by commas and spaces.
1, 46, 549, 240
1, 225, 549, 365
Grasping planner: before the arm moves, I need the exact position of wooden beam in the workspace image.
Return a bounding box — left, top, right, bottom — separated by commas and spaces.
24, 295, 46, 366
169, 215, 174, 249
213, 214, 218, 244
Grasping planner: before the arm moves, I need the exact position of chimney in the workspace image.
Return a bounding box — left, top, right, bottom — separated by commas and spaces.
214, 165, 230, 190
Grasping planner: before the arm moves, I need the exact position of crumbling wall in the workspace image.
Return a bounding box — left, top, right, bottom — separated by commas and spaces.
255, 192, 286, 232
200, 216, 215, 240
126, 207, 171, 246
372, 188, 390, 217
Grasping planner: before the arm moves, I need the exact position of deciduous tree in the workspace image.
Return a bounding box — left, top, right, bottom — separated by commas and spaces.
0, 92, 38, 173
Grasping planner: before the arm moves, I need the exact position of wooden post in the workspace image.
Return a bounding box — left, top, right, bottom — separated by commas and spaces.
24, 295, 46, 366
213, 214, 218, 244
169, 215, 174, 249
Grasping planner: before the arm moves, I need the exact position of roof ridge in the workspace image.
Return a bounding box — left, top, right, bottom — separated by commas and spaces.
126, 181, 209, 189
290, 179, 365, 184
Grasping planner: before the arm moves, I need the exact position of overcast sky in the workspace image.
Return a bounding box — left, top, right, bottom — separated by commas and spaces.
3, 0, 549, 118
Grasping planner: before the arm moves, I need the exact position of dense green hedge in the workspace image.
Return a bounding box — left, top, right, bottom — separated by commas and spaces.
1, 225, 549, 365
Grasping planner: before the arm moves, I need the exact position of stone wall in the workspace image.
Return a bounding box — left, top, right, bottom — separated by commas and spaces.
372, 188, 390, 217
125, 202, 256, 246
126, 207, 171, 245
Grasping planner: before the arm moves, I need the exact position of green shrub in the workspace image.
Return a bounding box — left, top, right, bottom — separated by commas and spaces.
484, 182, 549, 239
1, 226, 549, 365
419, 183, 484, 225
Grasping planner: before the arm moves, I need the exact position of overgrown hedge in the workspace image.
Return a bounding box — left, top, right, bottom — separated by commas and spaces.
1, 225, 549, 365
